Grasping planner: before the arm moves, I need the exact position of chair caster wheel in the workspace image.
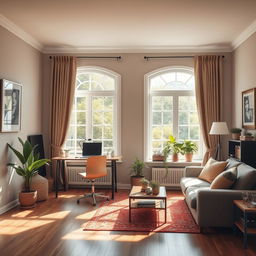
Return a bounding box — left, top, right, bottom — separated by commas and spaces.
93, 203, 96, 206
107, 198, 110, 201
77, 200, 80, 204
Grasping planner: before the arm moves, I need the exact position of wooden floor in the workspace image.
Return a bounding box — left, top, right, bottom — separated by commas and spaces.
0, 189, 255, 256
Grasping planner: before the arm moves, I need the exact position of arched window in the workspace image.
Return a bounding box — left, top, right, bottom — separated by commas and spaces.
65, 67, 121, 156
144, 67, 202, 161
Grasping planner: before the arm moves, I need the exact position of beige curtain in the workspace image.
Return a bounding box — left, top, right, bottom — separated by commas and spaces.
50, 56, 77, 157
194, 55, 223, 165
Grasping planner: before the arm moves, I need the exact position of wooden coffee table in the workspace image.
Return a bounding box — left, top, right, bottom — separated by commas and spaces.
129, 186, 167, 222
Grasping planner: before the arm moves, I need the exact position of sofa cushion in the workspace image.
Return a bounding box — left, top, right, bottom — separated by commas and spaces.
180, 177, 210, 194
198, 158, 227, 183
225, 158, 242, 170
210, 167, 237, 189
232, 163, 256, 190
185, 187, 210, 209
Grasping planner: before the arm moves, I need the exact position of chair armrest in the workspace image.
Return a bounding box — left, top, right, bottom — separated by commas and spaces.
184, 166, 203, 177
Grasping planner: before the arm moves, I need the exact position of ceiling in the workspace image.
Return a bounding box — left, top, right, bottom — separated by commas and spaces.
1, 0, 256, 53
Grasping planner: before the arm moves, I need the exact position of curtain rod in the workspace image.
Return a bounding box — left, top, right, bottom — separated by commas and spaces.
144, 55, 225, 60
49, 56, 122, 60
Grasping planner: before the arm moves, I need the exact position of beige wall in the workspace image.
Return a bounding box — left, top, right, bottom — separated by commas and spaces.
232, 32, 256, 132
42, 52, 232, 185
0, 26, 42, 211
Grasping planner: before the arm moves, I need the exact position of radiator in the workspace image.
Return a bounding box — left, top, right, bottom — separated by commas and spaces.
152, 168, 184, 187
66, 166, 112, 185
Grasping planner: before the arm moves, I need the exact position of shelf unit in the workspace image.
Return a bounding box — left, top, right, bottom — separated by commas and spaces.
228, 140, 256, 168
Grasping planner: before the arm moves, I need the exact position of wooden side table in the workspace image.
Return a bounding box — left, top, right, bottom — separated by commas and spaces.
233, 200, 256, 248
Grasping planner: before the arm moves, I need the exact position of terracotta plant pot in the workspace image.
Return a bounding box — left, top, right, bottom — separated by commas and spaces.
152, 187, 160, 195
185, 153, 193, 162
232, 133, 241, 140
172, 153, 179, 162
19, 191, 37, 209
131, 176, 144, 186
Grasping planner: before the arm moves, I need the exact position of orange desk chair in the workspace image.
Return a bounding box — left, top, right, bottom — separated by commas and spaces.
77, 155, 109, 206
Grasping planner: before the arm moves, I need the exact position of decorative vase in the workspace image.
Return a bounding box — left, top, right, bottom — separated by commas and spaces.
185, 153, 193, 162
19, 191, 37, 209
172, 153, 179, 162
31, 174, 49, 201
232, 133, 240, 140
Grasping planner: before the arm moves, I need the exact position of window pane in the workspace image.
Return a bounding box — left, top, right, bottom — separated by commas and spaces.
104, 97, 113, 110
104, 126, 113, 139
190, 126, 199, 140
179, 126, 188, 140
152, 97, 162, 110
93, 97, 104, 110
104, 112, 113, 125
163, 112, 172, 125
67, 126, 75, 139
77, 82, 89, 90
70, 111, 75, 125
77, 126, 86, 139
77, 112, 86, 124
93, 112, 103, 124
190, 112, 199, 124
179, 112, 188, 125
152, 127, 162, 140
163, 126, 172, 139
76, 97, 86, 110
104, 141, 113, 147
77, 73, 89, 83
153, 112, 162, 125
179, 96, 190, 110
93, 126, 102, 139
162, 97, 172, 110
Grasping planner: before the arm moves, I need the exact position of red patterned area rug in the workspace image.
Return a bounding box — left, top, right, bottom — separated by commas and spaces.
83, 191, 200, 233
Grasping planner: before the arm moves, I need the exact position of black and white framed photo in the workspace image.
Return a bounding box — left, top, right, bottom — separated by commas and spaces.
0, 79, 22, 132
242, 88, 256, 129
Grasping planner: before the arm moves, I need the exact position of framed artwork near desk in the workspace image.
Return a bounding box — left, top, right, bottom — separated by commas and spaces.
0, 79, 22, 132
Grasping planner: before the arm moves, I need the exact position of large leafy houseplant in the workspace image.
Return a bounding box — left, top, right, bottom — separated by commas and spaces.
7, 137, 49, 193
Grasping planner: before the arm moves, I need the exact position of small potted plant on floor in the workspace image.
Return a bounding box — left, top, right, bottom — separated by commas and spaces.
230, 128, 242, 140
150, 180, 160, 195
140, 178, 149, 192
7, 138, 49, 208
181, 140, 198, 162
130, 158, 147, 186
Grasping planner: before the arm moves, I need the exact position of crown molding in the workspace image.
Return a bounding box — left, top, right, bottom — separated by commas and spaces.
0, 14, 43, 52
232, 19, 256, 50
42, 45, 232, 54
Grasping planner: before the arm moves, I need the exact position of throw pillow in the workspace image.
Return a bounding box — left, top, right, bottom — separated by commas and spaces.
198, 157, 227, 183
210, 166, 237, 189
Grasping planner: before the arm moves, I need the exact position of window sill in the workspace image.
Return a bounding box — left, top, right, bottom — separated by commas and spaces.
145, 160, 202, 167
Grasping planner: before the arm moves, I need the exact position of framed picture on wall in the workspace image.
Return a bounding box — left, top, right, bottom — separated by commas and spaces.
242, 88, 256, 129
0, 79, 22, 132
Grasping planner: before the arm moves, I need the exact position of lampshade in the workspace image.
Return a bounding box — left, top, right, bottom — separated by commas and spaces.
209, 122, 229, 135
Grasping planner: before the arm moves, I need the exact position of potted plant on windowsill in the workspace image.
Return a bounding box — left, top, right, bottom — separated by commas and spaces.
7, 138, 49, 209
181, 140, 198, 162
230, 128, 242, 140
163, 135, 183, 162
130, 158, 147, 186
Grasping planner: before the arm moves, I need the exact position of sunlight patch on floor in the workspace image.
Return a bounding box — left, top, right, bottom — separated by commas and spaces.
75, 209, 98, 220
62, 229, 153, 242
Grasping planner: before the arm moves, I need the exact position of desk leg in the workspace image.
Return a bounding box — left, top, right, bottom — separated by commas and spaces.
55, 160, 60, 198
243, 211, 248, 249
62, 160, 67, 191
114, 160, 117, 192
129, 198, 131, 222
111, 160, 115, 199
165, 199, 167, 223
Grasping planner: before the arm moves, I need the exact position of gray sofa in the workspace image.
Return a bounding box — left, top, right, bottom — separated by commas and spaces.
180, 158, 256, 228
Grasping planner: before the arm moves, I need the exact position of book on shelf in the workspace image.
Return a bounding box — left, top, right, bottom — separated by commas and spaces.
137, 200, 156, 206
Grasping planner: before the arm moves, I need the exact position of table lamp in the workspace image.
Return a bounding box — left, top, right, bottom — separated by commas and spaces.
209, 122, 229, 160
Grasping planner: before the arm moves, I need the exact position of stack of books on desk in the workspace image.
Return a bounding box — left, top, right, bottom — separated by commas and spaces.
136, 200, 156, 208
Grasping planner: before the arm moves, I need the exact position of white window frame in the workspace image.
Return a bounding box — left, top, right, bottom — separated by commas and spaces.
144, 66, 202, 162
67, 66, 121, 155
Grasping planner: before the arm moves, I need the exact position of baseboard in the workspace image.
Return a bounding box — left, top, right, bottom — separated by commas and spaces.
0, 199, 19, 215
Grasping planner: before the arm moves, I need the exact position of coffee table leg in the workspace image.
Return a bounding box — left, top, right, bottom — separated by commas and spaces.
165, 199, 167, 223
129, 198, 131, 222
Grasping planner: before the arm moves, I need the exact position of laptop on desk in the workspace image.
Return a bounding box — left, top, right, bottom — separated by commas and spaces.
80, 142, 102, 158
